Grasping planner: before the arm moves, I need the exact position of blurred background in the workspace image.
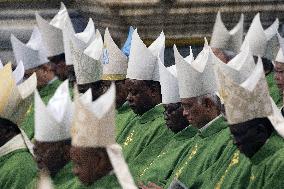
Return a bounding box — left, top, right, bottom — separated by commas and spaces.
1, 0, 284, 66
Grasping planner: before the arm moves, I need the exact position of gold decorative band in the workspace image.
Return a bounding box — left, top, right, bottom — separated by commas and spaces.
101, 74, 126, 81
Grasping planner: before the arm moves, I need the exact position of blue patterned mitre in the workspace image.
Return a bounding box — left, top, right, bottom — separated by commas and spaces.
103, 48, 109, 64
121, 26, 134, 57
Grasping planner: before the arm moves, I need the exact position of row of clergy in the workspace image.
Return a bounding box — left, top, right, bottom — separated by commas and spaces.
1, 2, 284, 189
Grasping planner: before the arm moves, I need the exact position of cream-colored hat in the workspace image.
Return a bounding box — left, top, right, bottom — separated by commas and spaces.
102, 28, 128, 80
174, 39, 222, 98
36, 2, 75, 57
71, 30, 103, 85
241, 13, 279, 59
158, 58, 180, 104
217, 57, 273, 124
127, 29, 165, 81
72, 83, 137, 189
34, 80, 72, 142
64, 18, 96, 66
211, 11, 244, 53
10, 27, 48, 70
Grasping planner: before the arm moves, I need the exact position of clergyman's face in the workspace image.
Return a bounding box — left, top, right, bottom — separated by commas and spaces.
115, 80, 128, 108
164, 102, 189, 133
274, 62, 284, 92
229, 118, 272, 158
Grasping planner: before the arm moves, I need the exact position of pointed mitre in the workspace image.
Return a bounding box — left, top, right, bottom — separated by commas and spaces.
101, 28, 128, 80
0, 63, 37, 125
217, 57, 272, 124
174, 39, 221, 98
275, 33, 284, 63
121, 26, 135, 57
127, 29, 165, 81
64, 18, 96, 66
10, 27, 48, 70
36, 2, 74, 57
216, 44, 256, 87
159, 58, 180, 104
71, 29, 103, 85
211, 11, 244, 53
34, 80, 72, 142
241, 13, 279, 59
72, 83, 137, 188
12, 61, 25, 85
72, 83, 116, 147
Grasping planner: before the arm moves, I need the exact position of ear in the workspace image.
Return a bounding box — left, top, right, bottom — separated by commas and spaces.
202, 97, 215, 110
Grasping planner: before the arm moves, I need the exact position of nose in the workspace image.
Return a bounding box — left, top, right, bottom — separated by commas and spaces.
183, 109, 189, 117
73, 167, 79, 176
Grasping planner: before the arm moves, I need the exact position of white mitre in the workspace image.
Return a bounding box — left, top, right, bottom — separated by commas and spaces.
71, 30, 103, 85
217, 57, 273, 124
216, 44, 256, 87
12, 61, 25, 85
275, 33, 284, 63
10, 27, 48, 70
174, 39, 222, 98
158, 58, 180, 104
34, 80, 72, 142
102, 28, 128, 80
241, 13, 279, 59
0, 58, 2, 69
127, 29, 165, 81
0, 63, 37, 155
72, 83, 137, 189
211, 11, 244, 53
35, 2, 75, 57
64, 18, 96, 66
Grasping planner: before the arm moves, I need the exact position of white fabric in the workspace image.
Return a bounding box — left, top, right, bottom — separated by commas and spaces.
241, 13, 279, 59
268, 98, 284, 138
127, 29, 164, 81
102, 28, 128, 77
275, 47, 284, 63
0, 59, 2, 69
106, 144, 137, 189
199, 115, 222, 132
12, 61, 25, 85
10, 27, 48, 70
217, 58, 273, 124
174, 40, 222, 98
211, 11, 244, 53
159, 59, 180, 104
72, 83, 116, 147
36, 3, 74, 57
71, 30, 103, 84
74, 18, 96, 49
34, 80, 72, 142
0, 134, 27, 158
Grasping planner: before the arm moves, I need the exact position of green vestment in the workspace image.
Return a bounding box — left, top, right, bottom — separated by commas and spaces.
164, 116, 232, 188
20, 79, 63, 139
0, 148, 37, 189
115, 102, 137, 142
266, 72, 282, 107
120, 104, 174, 162
129, 126, 197, 185
54, 161, 74, 188
247, 132, 284, 189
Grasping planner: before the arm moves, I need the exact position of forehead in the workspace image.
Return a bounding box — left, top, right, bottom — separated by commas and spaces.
164, 102, 181, 109
275, 62, 284, 69
181, 97, 199, 104
126, 79, 145, 88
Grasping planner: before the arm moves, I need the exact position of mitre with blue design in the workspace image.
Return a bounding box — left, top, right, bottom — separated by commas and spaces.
211, 11, 244, 53
35, 2, 75, 57
241, 13, 279, 60
70, 29, 103, 85
127, 29, 165, 81
102, 28, 128, 81
10, 27, 48, 70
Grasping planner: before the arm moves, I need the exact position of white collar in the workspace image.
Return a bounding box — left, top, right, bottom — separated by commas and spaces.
199, 114, 222, 132
48, 76, 58, 85
0, 134, 27, 158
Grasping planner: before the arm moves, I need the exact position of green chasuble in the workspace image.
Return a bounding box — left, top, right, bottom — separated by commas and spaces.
190, 139, 252, 189
247, 132, 284, 189
53, 161, 74, 188
164, 115, 232, 188
120, 104, 174, 162
129, 126, 197, 185
115, 102, 137, 141
20, 79, 63, 139
266, 72, 282, 107
60, 173, 122, 189
0, 136, 37, 189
